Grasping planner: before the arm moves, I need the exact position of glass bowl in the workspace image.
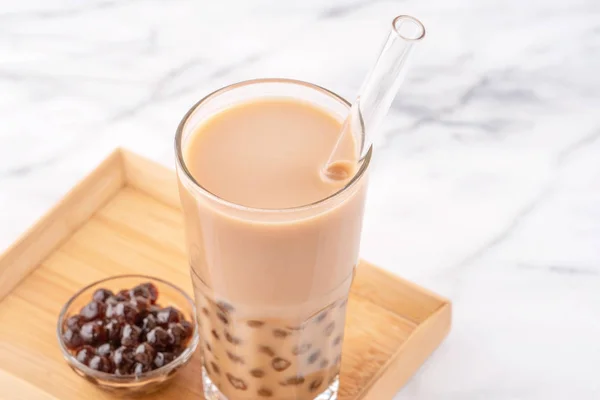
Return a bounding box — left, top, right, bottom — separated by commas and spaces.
57, 275, 200, 396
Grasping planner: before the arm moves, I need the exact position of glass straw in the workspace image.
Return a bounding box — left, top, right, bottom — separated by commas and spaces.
323, 15, 426, 178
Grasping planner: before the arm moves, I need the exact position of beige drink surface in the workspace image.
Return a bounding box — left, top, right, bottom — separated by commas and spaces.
179, 97, 367, 400
183, 98, 356, 209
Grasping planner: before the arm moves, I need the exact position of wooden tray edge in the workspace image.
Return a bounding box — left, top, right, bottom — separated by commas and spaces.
361, 302, 452, 399
0, 149, 125, 301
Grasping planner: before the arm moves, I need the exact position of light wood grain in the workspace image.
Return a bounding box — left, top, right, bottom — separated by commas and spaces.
121, 149, 181, 209
0, 149, 124, 302
0, 149, 450, 400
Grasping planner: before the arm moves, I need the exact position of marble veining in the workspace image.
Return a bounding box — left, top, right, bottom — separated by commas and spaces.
1, 0, 599, 398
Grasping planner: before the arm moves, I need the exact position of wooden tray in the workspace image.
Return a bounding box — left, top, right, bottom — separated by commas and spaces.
0, 149, 451, 400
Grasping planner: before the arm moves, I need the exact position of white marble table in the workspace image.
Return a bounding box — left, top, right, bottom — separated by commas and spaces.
1, 0, 599, 398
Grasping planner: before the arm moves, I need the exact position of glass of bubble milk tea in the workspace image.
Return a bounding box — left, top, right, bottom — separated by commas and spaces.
175, 16, 426, 400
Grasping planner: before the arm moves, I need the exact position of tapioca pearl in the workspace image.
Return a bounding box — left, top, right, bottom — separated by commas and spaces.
146, 327, 170, 350
226, 373, 248, 390
259, 346, 276, 358
168, 323, 187, 347
226, 351, 245, 364
324, 322, 335, 337
292, 343, 312, 355
280, 376, 305, 386
92, 288, 114, 303
224, 330, 242, 345
156, 306, 182, 326
80, 301, 106, 321
247, 320, 264, 328
112, 346, 134, 370
307, 350, 321, 365
134, 343, 156, 367
315, 310, 328, 323
66, 315, 84, 332
250, 368, 265, 378
211, 329, 220, 340
121, 324, 142, 347
273, 329, 289, 339
257, 388, 273, 397
153, 352, 176, 368
63, 328, 84, 350
202, 307, 210, 317
271, 357, 291, 372
75, 346, 96, 366
216, 312, 229, 325
80, 321, 106, 345
210, 361, 221, 375
96, 343, 112, 357
217, 301, 235, 314
141, 314, 157, 333
89, 355, 114, 373
309, 376, 324, 392
319, 359, 329, 369
205, 342, 213, 353
332, 334, 342, 346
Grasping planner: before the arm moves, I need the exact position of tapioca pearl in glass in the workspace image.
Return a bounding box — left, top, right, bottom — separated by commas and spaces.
272, 329, 290, 339
332, 334, 342, 347
112, 346, 135, 370
80, 320, 107, 345
152, 352, 176, 369
272, 357, 291, 372
63, 328, 84, 350
224, 330, 242, 345
180, 320, 194, 338
80, 301, 106, 321
130, 295, 150, 315
308, 376, 325, 392
292, 343, 312, 355
226, 373, 248, 391
168, 323, 188, 347
75, 345, 96, 366
257, 387, 273, 397
210, 361, 221, 375
216, 301, 235, 314
280, 376, 305, 386
323, 322, 335, 337
66, 315, 84, 332
259, 345, 276, 358
121, 324, 142, 348
107, 302, 137, 324
134, 343, 156, 367
92, 288, 114, 303
132, 362, 150, 376
319, 358, 330, 369
226, 351, 245, 364
247, 320, 265, 328
307, 349, 321, 365
96, 343, 113, 357
156, 306, 182, 327
146, 326, 170, 350
89, 355, 114, 373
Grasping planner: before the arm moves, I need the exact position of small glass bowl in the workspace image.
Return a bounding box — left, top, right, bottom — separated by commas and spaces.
57, 275, 200, 396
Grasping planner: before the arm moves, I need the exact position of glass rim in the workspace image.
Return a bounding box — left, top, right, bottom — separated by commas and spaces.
392, 15, 426, 42
174, 78, 372, 214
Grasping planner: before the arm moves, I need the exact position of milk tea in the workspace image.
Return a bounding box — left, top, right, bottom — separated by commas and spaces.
178, 97, 367, 399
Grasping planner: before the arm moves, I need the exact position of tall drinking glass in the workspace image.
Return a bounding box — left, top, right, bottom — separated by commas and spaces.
175, 79, 371, 400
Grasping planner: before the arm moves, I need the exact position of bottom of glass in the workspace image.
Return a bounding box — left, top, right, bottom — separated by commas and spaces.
202, 365, 339, 400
